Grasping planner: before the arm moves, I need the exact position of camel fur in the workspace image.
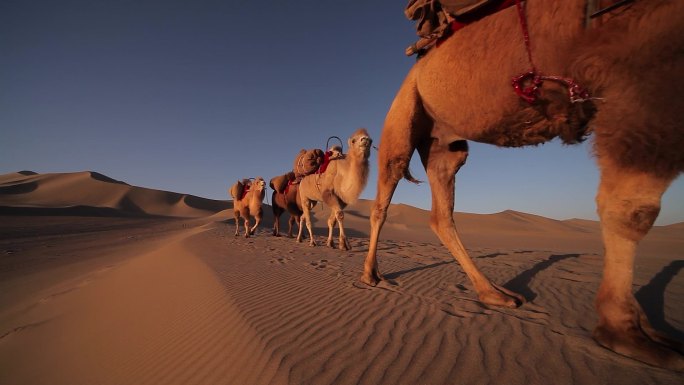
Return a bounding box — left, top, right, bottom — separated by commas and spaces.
361, 0, 684, 370
229, 177, 266, 237
297, 129, 372, 250
270, 173, 307, 238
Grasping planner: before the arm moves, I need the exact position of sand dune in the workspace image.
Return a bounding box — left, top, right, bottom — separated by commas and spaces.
0, 171, 230, 218
0, 171, 682, 384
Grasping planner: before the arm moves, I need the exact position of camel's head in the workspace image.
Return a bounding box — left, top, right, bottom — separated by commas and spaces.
348, 128, 373, 159
252, 177, 266, 192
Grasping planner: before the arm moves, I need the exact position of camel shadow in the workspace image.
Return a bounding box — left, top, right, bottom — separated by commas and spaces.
635, 260, 684, 341
503, 254, 581, 302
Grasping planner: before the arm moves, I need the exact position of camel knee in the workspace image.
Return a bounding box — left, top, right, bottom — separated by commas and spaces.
599, 199, 660, 241
371, 203, 388, 224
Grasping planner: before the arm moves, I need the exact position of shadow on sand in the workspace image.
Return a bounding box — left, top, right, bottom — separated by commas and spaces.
503, 254, 581, 302
635, 259, 684, 342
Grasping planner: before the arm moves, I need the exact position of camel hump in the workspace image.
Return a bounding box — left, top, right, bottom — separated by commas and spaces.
270, 172, 294, 193
229, 178, 252, 200
293, 149, 325, 178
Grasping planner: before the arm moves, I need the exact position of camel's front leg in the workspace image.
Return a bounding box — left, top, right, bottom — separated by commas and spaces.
298, 199, 316, 246
326, 211, 337, 248
250, 219, 260, 236
360, 68, 423, 285
593, 161, 683, 370
334, 209, 350, 251
233, 210, 241, 237
286, 216, 296, 238
250, 211, 262, 235
273, 212, 281, 237
243, 217, 251, 238
322, 192, 349, 250
421, 139, 524, 308
360, 161, 403, 285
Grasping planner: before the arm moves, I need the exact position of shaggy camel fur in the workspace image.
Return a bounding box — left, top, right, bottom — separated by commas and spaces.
361, 0, 684, 370
271, 175, 305, 238
297, 129, 372, 250
230, 177, 266, 237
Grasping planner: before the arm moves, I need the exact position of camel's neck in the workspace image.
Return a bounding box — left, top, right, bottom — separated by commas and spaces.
249, 189, 263, 205
336, 151, 370, 205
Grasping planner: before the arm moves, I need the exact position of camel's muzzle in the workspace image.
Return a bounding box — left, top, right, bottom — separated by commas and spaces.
358, 136, 372, 147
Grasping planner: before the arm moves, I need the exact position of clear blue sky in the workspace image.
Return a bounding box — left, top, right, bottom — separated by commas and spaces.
1, 0, 682, 225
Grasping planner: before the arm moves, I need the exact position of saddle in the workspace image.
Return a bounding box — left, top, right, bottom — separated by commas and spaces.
292, 146, 344, 180
230, 178, 252, 201
405, 0, 514, 56
405, 0, 635, 56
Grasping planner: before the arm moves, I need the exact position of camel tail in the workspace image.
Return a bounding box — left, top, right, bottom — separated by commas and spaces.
404, 168, 422, 184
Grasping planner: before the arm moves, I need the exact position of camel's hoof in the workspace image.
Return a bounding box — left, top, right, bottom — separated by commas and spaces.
309, 241, 317, 247
359, 270, 384, 287
359, 274, 379, 287
480, 284, 525, 308
296, 237, 303, 243
326, 240, 335, 249
594, 326, 684, 371
339, 238, 350, 251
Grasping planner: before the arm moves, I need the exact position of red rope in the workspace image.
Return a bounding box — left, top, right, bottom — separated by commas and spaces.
511, 0, 590, 104
515, 0, 536, 72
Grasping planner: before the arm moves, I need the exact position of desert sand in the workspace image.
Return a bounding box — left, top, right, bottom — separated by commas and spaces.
0, 171, 682, 385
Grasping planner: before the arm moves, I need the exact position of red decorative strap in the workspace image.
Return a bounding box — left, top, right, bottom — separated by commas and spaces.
241, 185, 250, 200
511, 0, 590, 104
316, 151, 333, 174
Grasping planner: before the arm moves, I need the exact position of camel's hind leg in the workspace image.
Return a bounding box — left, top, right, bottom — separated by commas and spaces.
593, 160, 683, 370
420, 139, 524, 308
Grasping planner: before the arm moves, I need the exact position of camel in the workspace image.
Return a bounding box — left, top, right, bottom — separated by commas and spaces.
270, 173, 305, 238
229, 177, 266, 237
297, 129, 373, 250
361, 0, 684, 370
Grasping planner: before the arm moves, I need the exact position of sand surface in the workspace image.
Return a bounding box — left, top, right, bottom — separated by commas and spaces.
1, 171, 682, 384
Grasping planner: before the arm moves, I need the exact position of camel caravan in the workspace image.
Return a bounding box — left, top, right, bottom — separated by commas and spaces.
227, 0, 683, 371
229, 129, 372, 250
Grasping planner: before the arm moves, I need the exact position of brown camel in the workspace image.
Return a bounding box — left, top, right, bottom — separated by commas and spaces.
297, 129, 373, 250
270, 173, 305, 238
361, 0, 684, 370
229, 177, 265, 237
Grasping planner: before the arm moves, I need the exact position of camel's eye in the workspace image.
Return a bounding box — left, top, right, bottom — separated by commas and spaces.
352, 139, 356, 144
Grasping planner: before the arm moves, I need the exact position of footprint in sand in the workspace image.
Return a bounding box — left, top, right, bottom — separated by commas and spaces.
309, 259, 329, 269
269, 256, 294, 265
